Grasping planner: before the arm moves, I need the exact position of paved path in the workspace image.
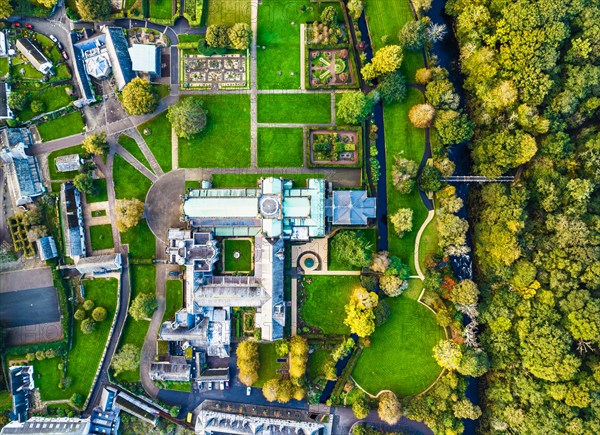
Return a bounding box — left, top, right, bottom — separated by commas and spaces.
113, 142, 159, 182
123, 127, 164, 177
414, 209, 435, 280
171, 128, 179, 170
249, 0, 259, 168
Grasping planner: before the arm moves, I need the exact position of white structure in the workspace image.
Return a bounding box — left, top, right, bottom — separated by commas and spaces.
55, 154, 82, 173
15, 38, 52, 74
128, 44, 161, 77
0, 417, 91, 434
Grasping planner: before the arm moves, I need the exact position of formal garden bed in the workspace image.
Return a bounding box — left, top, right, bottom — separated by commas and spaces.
181, 53, 248, 89
307, 127, 362, 168
222, 238, 254, 273
307, 49, 357, 88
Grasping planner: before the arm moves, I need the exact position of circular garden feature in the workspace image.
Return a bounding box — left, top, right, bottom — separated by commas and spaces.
309, 49, 354, 87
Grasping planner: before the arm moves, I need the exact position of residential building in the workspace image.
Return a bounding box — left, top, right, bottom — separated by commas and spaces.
0, 140, 44, 206
128, 44, 161, 78
0, 417, 90, 434
15, 38, 52, 74
103, 27, 135, 90
113, 391, 159, 426
149, 355, 190, 382
74, 254, 122, 276
8, 366, 34, 423
61, 183, 86, 259
0, 81, 13, 119
36, 236, 58, 261
55, 154, 82, 172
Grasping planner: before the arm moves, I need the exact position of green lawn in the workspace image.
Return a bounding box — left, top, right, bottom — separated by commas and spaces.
137, 110, 172, 173
255, 342, 278, 387
258, 128, 304, 167
47, 145, 84, 181
352, 292, 445, 397
223, 239, 253, 272
328, 229, 377, 271
118, 134, 151, 171
113, 154, 153, 201
178, 95, 251, 168
308, 348, 330, 382
114, 266, 155, 383
0, 57, 8, 76
385, 88, 428, 274
364, 0, 424, 82
32, 278, 118, 401
205, 0, 251, 25
212, 173, 323, 188
11, 58, 44, 81
257, 94, 331, 123
418, 213, 439, 271
86, 179, 108, 203
300, 275, 356, 335
19, 84, 73, 122
121, 219, 156, 260
37, 112, 85, 142
89, 224, 114, 251
163, 280, 183, 322
150, 0, 173, 20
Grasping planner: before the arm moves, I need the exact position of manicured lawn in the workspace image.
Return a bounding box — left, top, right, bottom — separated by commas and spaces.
178, 95, 251, 168
258, 128, 304, 167
121, 219, 156, 260
19, 84, 73, 122
254, 342, 278, 387
114, 266, 155, 383
89, 224, 114, 250
364, 0, 424, 82
150, 0, 173, 20
308, 348, 330, 382
352, 292, 445, 397
32, 278, 118, 401
163, 280, 183, 322
86, 179, 108, 203
385, 88, 428, 274
37, 112, 85, 142
137, 112, 172, 173
185, 180, 201, 191
212, 173, 322, 188
47, 145, 84, 181
205, 0, 250, 25
0, 57, 8, 76
418, 213, 439, 271
328, 229, 377, 271
11, 58, 44, 80
113, 154, 153, 201
257, 93, 331, 124
223, 239, 253, 272
118, 134, 151, 171
300, 275, 356, 335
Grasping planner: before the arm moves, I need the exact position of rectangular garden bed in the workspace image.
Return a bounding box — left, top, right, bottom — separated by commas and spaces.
306, 126, 363, 168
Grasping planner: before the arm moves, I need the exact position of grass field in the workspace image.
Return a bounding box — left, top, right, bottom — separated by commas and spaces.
300, 275, 356, 335
258, 128, 304, 167
307, 348, 330, 382
149, 0, 173, 20
0, 57, 8, 76
364, 0, 424, 82
328, 229, 377, 271
37, 112, 85, 142
223, 239, 253, 272
114, 266, 155, 383
163, 280, 183, 322
418, 213, 439, 270
178, 95, 251, 168
212, 173, 322, 188
113, 154, 153, 201
385, 88, 428, 274
352, 292, 445, 397
89, 224, 114, 250
19, 85, 73, 122
47, 145, 84, 181
118, 134, 151, 171
255, 342, 278, 387
86, 179, 108, 203
257, 94, 331, 123
32, 278, 118, 401
121, 219, 156, 260
137, 112, 172, 173
205, 0, 250, 25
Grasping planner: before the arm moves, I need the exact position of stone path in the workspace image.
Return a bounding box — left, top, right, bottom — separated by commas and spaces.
171, 128, 179, 170
112, 141, 158, 182
123, 127, 164, 177
414, 209, 435, 280
249, 0, 259, 168
330, 92, 336, 125
300, 23, 306, 90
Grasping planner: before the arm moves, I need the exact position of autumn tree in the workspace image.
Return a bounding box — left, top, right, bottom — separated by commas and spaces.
288, 335, 308, 378
83, 299, 95, 311
74, 308, 86, 321
347, 0, 364, 20
82, 132, 108, 156
361, 45, 403, 80
92, 307, 107, 322
352, 397, 370, 419
237, 340, 260, 386
433, 110, 474, 146
415, 68, 433, 85
121, 78, 158, 115
228, 23, 251, 50
76, 0, 111, 21
378, 392, 402, 425
320, 5, 337, 24
419, 165, 442, 192
408, 104, 435, 128
392, 156, 418, 194
167, 97, 208, 139
80, 318, 96, 334
344, 287, 378, 337
390, 208, 413, 237
111, 344, 140, 375
73, 172, 94, 195
336, 92, 371, 125
129, 293, 157, 321
115, 198, 144, 232
205, 24, 230, 47
0, 0, 13, 19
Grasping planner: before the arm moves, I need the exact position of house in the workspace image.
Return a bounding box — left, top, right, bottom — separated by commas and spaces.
55, 154, 82, 172
0, 81, 13, 119
36, 236, 58, 261
128, 44, 161, 78
16, 38, 52, 74
8, 366, 34, 423
74, 254, 122, 276
0, 417, 91, 434
61, 182, 86, 259
0, 141, 44, 206
149, 355, 190, 382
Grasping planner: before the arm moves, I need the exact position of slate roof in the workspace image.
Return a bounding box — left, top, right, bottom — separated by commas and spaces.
328, 190, 376, 225
13, 156, 44, 200
55, 154, 81, 172
75, 254, 122, 275
36, 236, 58, 261
69, 32, 95, 103
16, 38, 51, 73
0, 417, 90, 434
0, 81, 9, 118
104, 27, 135, 90
9, 366, 34, 424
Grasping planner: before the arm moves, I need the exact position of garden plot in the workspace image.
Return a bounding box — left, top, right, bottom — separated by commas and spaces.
182, 54, 247, 89
309, 49, 355, 87
309, 129, 361, 167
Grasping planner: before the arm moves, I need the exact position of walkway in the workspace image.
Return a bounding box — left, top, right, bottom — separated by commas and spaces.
123, 127, 164, 177
249, 0, 259, 167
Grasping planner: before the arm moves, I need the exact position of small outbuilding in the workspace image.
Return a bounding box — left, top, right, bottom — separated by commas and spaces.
128, 44, 161, 78
55, 154, 82, 172
36, 236, 58, 261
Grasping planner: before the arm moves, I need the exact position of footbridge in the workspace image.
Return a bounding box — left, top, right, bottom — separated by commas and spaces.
442, 175, 515, 183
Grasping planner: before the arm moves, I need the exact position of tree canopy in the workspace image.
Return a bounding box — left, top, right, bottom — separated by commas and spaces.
167, 97, 208, 139
122, 78, 158, 116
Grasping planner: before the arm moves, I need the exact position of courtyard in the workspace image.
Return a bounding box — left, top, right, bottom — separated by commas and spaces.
222, 238, 254, 273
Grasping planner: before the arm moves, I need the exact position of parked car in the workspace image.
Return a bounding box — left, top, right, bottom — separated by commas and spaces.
57, 41, 63, 50
219, 381, 225, 390
168, 271, 179, 277
25, 23, 33, 29
12, 22, 20, 28
246, 386, 251, 396
61, 51, 68, 60
207, 382, 212, 391
49, 34, 58, 43
225, 381, 229, 390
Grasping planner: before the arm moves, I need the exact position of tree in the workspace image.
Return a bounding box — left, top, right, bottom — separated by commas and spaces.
392, 156, 418, 194
419, 165, 443, 192
415, 68, 433, 85
371, 45, 403, 76
129, 293, 157, 321
352, 397, 370, 419
320, 6, 337, 24
73, 172, 94, 195
262, 378, 279, 402
275, 339, 289, 357
425, 79, 460, 110
30, 100, 46, 114
337, 92, 371, 125
453, 399, 481, 420
378, 392, 402, 425
434, 110, 474, 146
80, 318, 96, 334
70, 393, 84, 408
390, 208, 413, 237
169, 406, 180, 418
35, 351, 45, 360
412, 0, 432, 13
74, 308, 86, 321
344, 287, 378, 337
82, 132, 108, 156
0, 0, 13, 20
227, 23, 251, 50
437, 213, 469, 253
8, 92, 29, 112
205, 24, 230, 48
433, 339, 462, 371
408, 104, 435, 128
347, 0, 364, 19
450, 279, 479, 305
427, 23, 448, 43
289, 335, 309, 378
115, 198, 145, 232
38, 0, 58, 7
330, 230, 372, 268
237, 340, 259, 386
76, 0, 111, 21
379, 275, 406, 297
83, 299, 95, 311
92, 307, 107, 322
167, 97, 208, 139
398, 20, 428, 51
121, 78, 158, 115
377, 71, 407, 105
111, 344, 140, 375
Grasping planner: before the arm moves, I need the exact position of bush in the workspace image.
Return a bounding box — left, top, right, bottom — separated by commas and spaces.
83, 299, 95, 311
92, 306, 107, 322
30, 100, 46, 114
74, 308, 86, 321
80, 318, 96, 334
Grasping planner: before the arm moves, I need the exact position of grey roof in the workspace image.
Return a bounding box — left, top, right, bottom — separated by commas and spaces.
75, 254, 122, 275
104, 27, 135, 90
197, 368, 229, 381
55, 154, 81, 172
9, 366, 34, 424
36, 236, 58, 261
16, 38, 51, 73
0, 81, 8, 118
0, 417, 90, 434
149, 356, 190, 382
114, 392, 159, 426
328, 190, 376, 225
13, 156, 44, 199
0, 128, 32, 148
70, 32, 95, 103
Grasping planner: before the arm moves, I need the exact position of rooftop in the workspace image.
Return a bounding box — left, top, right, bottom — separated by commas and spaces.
128, 44, 160, 75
